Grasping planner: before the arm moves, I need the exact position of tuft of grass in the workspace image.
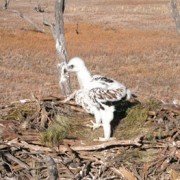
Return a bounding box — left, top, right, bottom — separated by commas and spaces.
41, 115, 70, 146
145, 99, 161, 111
2, 104, 36, 121
115, 104, 150, 139
124, 105, 149, 127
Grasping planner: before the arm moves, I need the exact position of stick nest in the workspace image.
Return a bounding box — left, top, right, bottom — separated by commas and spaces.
0, 96, 179, 179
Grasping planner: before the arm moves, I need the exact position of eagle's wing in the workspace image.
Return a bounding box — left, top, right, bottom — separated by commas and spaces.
75, 75, 131, 112
88, 87, 128, 103
89, 75, 130, 103
92, 75, 115, 84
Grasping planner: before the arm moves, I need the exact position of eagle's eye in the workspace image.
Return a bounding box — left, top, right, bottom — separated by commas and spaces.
69, 65, 74, 69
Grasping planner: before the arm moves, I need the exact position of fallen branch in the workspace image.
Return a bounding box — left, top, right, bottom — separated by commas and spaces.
142, 141, 180, 149
6, 136, 142, 153
111, 167, 137, 180
6, 139, 58, 152
59, 137, 142, 152
4, 152, 30, 170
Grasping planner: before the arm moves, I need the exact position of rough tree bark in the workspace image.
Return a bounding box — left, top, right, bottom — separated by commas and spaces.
54, 0, 71, 96
170, 0, 180, 34
3, 0, 11, 9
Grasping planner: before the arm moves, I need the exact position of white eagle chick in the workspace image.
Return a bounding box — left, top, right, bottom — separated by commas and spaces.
63, 57, 131, 141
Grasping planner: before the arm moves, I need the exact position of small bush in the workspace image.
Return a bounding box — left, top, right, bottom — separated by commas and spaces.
116, 104, 150, 139
41, 115, 70, 146
125, 105, 148, 127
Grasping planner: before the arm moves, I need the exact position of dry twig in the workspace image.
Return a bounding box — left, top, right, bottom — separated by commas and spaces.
59, 137, 142, 152
9, 10, 44, 33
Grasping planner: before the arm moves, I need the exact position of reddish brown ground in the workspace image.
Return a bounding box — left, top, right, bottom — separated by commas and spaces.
0, 0, 180, 104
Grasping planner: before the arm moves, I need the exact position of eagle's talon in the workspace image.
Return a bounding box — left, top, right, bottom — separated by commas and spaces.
86, 120, 102, 130
93, 137, 116, 142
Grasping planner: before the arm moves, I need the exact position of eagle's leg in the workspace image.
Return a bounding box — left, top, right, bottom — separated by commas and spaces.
93, 110, 102, 130
88, 120, 102, 130
86, 109, 102, 130
99, 122, 111, 141
95, 108, 116, 141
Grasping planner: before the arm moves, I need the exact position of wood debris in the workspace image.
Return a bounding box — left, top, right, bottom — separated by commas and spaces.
0, 97, 179, 179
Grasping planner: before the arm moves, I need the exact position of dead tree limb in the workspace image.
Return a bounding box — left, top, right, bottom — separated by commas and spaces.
59, 137, 142, 152
6, 137, 142, 153
54, 0, 72, 96
3, 0, 11, 9
9, 10, 44, 33
170, 0, 180, 34
110, 167, 137, 180
18, 11, 45, 33
4, 152, 30, 170
7, 139, 57, 152
43, 19, 53, 27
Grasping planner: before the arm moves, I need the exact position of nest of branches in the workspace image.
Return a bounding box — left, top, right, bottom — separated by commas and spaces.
0, 96, 179, 179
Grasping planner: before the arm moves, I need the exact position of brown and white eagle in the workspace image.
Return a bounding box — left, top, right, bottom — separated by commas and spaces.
61, 57, 131, 141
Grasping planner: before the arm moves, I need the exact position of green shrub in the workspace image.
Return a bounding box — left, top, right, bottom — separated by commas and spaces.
41, 115, 70, 146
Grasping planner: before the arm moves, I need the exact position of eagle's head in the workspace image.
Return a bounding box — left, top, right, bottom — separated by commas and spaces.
66, 57, 86, 73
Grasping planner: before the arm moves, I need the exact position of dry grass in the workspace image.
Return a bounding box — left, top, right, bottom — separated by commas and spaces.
0, 29, 58, 103
41, 115, 71, 146
0, 22, 179, 104
0, 0, 179, 105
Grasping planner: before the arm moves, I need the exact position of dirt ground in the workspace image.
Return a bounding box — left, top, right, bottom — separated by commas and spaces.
0, 1, 180, 179
0, 0, 180, 104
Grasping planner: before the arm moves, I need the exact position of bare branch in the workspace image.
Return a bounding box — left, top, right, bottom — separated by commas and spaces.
9, 10, 44, 33
6, 137, 142, 153
7, 138, 57, 152
4, 152, 30, 170
110, 167, 137, 180
42, 17, 56, 38
59, 137, 142, 152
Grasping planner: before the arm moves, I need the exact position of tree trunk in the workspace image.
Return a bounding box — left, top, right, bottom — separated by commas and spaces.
170, 0, 180, 34
54, 0, 71, 96
3, 0, 11, 9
